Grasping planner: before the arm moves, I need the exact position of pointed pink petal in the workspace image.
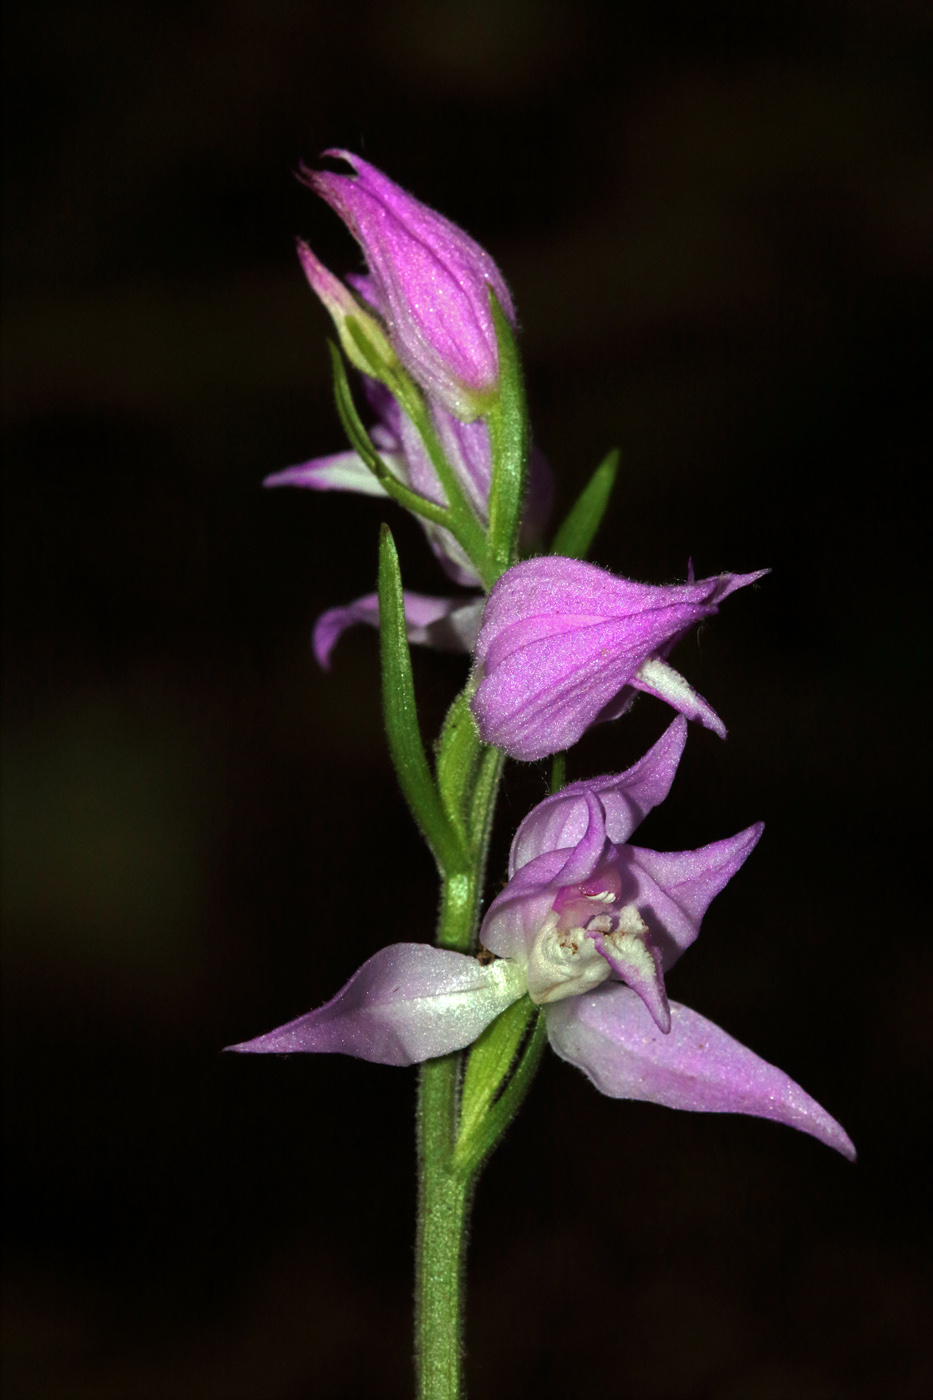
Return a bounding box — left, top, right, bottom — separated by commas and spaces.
547, 792, 609, 886
595, 717, 689, 843
508, 718, 688, 875
622, 823, 764, 970
600, 567, 771, 727
264, 451, 400, 498
590, 926, 671, 1033
707, 568, 770, 601
480, 847, 589, 962
631, 657, 726, 739
473, 616, 698, 763
313, 591, 484, 669
227, 943, 525, 1065
546, 986, 855, 1159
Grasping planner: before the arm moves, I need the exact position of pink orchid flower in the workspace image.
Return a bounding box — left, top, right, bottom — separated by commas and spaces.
228, 720, 854, 1161
471, 555, 768, 760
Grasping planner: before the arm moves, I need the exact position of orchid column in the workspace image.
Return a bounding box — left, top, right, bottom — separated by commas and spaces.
230, 153, 854, 1400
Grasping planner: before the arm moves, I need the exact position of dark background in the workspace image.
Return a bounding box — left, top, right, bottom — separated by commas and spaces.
2, 2, 930, 1397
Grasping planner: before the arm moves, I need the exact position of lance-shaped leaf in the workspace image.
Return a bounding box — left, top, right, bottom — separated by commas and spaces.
329, 343, 450, 530
458, 994, 537, 1148
378, 526, 465, 875
455, 998, 547, 1174
550, 449, 619, 561
485, 292, 529, 582
436, 686, 484, 843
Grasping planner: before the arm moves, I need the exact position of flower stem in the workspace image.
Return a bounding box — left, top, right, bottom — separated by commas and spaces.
416, 1056, 471, 1400
415, 719, 508, 1396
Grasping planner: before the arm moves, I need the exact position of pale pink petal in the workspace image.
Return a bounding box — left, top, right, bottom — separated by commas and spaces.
227, 943, 525, 1065
264, 451, 401, 498
313, 592, 484, 670
621, 824, 764, 970
546, 986, 856, 1159
508, 718, 688, 875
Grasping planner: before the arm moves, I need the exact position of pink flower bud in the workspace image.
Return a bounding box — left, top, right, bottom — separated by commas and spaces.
304, 151, 516, 421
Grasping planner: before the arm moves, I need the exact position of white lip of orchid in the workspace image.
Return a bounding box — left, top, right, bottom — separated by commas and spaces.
525, 911, 612, 1005
525, 899, 658, 1006
597, 905, 657, 978
606, 903, 650, 942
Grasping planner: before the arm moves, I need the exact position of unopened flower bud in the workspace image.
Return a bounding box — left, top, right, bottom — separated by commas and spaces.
304, 151, 516, 422
295, 239, 402, 384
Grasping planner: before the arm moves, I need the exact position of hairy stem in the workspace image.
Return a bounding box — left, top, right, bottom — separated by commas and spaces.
415, 708, 511, 1398
416, 1055, 471, 1400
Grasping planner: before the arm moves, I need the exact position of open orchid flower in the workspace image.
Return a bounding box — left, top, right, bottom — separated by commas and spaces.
301, 151, 516, 421
479, 718, 762, 1034
470, 555, 768, 761
228, 721, 854, 1160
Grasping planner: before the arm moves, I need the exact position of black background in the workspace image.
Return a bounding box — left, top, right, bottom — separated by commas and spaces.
2, 2, 930, 1397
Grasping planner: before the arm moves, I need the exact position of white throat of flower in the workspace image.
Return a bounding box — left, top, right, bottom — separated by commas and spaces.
525, 894, 655, 1006
525, 910, 610, 1004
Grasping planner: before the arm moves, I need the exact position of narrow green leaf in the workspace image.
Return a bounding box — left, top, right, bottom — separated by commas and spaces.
468, 744, 505, 859
436, 687, 483, 842
550, 448, 620, 560
454, 1004, 547, 1176
378, 526, 465, 874
328, 343, 451, 529
485, 293, 529, 582
404, 397, 488, 571
457, 996, 535, 1154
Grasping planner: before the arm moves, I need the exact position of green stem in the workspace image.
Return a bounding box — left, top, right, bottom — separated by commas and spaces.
415, 736, 508, 1397
416, 1056, 471, 1400
416, 869, 477, 1398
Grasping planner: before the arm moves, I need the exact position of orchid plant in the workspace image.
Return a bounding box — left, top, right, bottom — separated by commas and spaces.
230, 151, 854, 1400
